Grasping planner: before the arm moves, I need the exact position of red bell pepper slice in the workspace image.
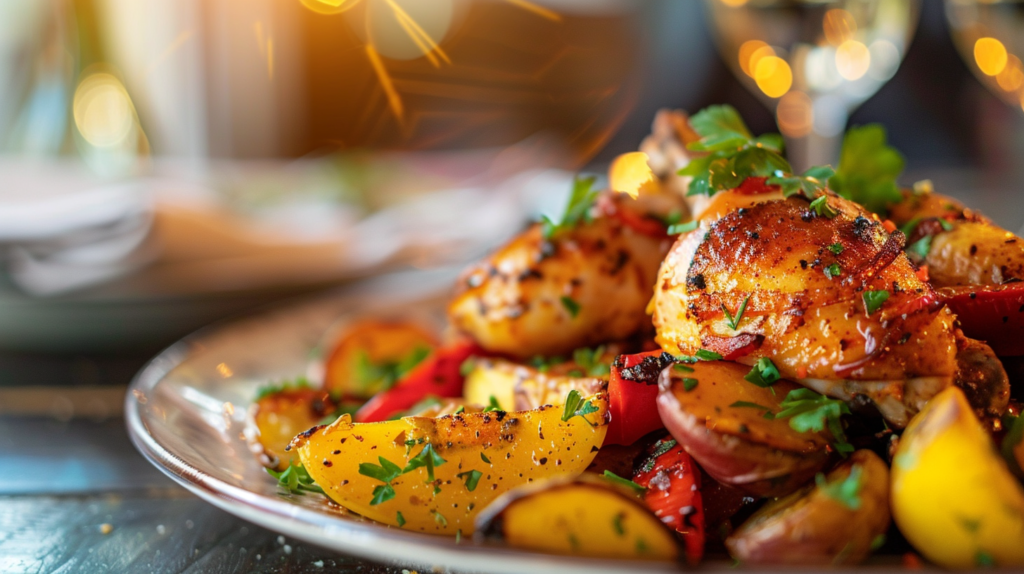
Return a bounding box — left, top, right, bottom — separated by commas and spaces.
596, 194, 670, 238
355, 340, 481, 422
633, 437, 706, 565
939, 283, 1024, 356
734, 176, 780, 196
606, 350, 672, 446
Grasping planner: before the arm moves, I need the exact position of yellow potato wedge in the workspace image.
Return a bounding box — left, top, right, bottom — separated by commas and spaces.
322, 319, 437, 398
292, 392, 610, 535
474, 473, 680, 561
726, 450, 890, 565
463, 357, 607, 412
891, 387, 1024, 569
246, 387, 339, 470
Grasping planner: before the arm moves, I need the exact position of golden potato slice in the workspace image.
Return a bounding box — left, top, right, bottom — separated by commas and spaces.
726, 450, 890, 565
891, 387, 1024, 569
322, 319, 437, 398
463, 357, 607, 412
246, 387, 338, 470
475, 474, 680, 561
292, 392, 609, 535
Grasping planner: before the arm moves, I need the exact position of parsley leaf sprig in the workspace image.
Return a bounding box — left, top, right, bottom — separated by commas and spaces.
403, 444, 448, 483
743, 357, 781, 388
776, 388, 854, 455
573, 346, 612, 377
541, 175, 599, 239
602, 470, 647, 494
678, 105, 791, 197
722, 295, 751, 331
829, 124, 905, 215
354, 346, 431, 393
562, 389, 600, 425
767, 165, 836, 198
816, 464, 864, 510
357, 456, 403, 505
267, 462, 325, 495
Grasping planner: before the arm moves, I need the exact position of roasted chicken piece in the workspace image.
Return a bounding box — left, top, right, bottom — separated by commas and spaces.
651, 190, 958, 427
888, 187, 1024, 287
449, 193, 676, 359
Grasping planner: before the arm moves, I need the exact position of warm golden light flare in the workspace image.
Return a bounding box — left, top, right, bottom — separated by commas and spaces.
835, 40, 871, 81
777, 90, 813, 137
504, 0, 561, 22
609, 152, 655, 199
754, 55, 792, 98
300, 0, 357, 15
996, 55, 1024, 92
975, 37, 1008, 76
383, 0, 452, 67
822, 9, 856, 46
719, 0, 749, 6
73, 73, 136, 148
365, 44, 404, 122
738, 40, 770, 77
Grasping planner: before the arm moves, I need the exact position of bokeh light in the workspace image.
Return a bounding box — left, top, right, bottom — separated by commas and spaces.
300, 0, 357, 15
608, 152, 655, 199
835, 40, 871, 81
996, 55, 1024, 93
867, 39, 901, 81
73, 72, 136, 148
738, 40, 769, 77
718, 0, 749, 7
822, 9, 856, 46
754, 56, 792, 98
974, 37, 1008, 76
776, 90, 813, 137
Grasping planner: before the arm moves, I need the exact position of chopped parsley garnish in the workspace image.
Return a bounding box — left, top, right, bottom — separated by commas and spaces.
870, 534, 886, 551
482, 395, 502, 413
560, 296, 581, 318
480, 452, 491, 464
453, 405, 465, 414
862, 290, 890, 316
573, 346, 611, 377
730, 401, 775, 416
678, 105, 790, 197
767, 165, 836, 198
457, 469, 483, 492
722, 295, 751, 331
403, 444, 447, 483
396, 511, 406, 527
541, 175, 599, 239
267, 462, 324, 495
743, 357, 781, 387
809, 195, 839, 218
673, 364, 694, 373
255, 376, 311, 401
602, 470, 647, 494
976, 550, 996, 567
432, 510, 448, 527
640, 438, 678, 473
908, 235, 932, 261
682, 377, 699, 392
828, 242, 844, 255
358, 456, 403, 505
354, 346, 431, 393
829, 124, 905, 215
612, 513, 625, 536
459, 356, 477, 377
824, 263, 842, 279
662, 210, 683, 226
561, 389, 600, 424
776, 388, 853, 454
529, 354, 566, 373
668, 220, 699, 235
695, 349, 723, 361
816, 464, 863, 510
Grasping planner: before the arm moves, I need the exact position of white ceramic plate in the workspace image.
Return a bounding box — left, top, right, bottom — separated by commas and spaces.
125, 268, 701, 574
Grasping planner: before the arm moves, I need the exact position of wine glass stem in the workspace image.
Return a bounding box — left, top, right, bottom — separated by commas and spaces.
785, 131, 844, 173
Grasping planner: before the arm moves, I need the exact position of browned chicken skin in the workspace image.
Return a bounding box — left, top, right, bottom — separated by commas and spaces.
449, 193, 676, 359
651, 190, 958, 427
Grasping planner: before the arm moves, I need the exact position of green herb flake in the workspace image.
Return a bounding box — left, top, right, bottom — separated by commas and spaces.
743, 357, 781, 388
816, 464, 863, 510
255, 376, 311, 401
482, 395, 502, 413
776, 388, 853, 454
767, 165, 835, 198
672, 364, 694, 373
432, 510, 448, 528
357, 456, 403, 505
870, 534, 886, 551
829, 124, 905, 216
453, 405, 465, 415
573, 346, 611, 377
561, 389, 600, 425
809, 195, 839, 219
730, 401, 775, 417
480, 452, 491, 464
824, 263, 842, 279
459, 357, 477, 377
668, 220, 699, 235
560, 296, 581, 318
862, 290, 890, 316
828, 242, 844, 255
602, 470, 647, 494
396, 511, 406, 527
683, 377, 699, 392
402, 444, 447, 483
612, 513, 626, 536
976, 550, 996, 568
908, 235, 933, 261
457, 469, 483, 492
541, 175, 599, 239
266, 462, 325, 496
695, 349, 723, 361
640, 438, 678, 473
353, 346, 431, 393
722, 295, 751, 331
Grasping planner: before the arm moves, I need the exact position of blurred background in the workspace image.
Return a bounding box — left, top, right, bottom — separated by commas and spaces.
0, 0, 1022, 361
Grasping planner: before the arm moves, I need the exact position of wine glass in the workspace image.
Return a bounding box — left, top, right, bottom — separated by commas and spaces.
704, 0, 921, 171
945, 0, 1024, 111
